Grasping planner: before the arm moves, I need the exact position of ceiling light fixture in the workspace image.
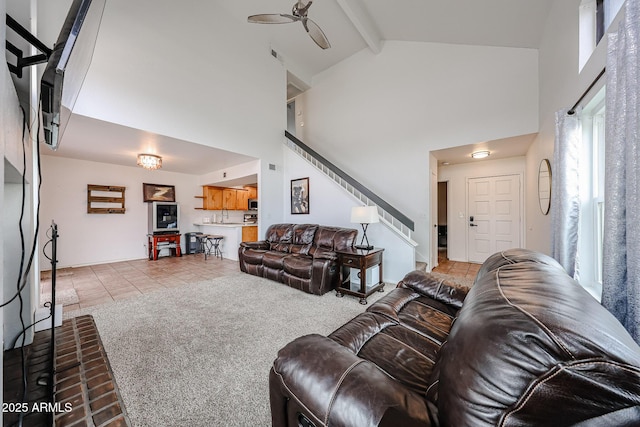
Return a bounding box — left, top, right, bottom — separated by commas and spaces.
471, 150, 490, 159
137, 153, 162, 170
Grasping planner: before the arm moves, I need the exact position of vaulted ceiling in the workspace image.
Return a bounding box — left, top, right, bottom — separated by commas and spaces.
6, 0, 554, 173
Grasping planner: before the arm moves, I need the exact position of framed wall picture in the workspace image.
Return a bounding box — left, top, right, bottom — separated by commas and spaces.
291, 177, 309, 214
143, 183, 176, 202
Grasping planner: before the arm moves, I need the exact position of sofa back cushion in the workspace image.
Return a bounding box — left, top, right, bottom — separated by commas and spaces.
290, 224, 318, 255
435, 249, 640, 426
313, 226, 357, 251
265, 224, 294, 253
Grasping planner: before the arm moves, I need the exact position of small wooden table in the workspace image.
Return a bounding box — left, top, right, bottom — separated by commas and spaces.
148, 233, 181, 260
335, 247, 384, 304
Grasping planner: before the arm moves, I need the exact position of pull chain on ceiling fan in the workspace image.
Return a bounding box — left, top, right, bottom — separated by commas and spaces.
248, 1, 331, 50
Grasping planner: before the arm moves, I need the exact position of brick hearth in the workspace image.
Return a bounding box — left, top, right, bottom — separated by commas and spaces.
3, 315, 130, 427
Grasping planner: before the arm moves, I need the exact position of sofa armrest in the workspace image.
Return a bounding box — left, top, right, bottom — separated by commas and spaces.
239, 240, 269, 250
269, 334, 432, 427
397, 270, 468, 310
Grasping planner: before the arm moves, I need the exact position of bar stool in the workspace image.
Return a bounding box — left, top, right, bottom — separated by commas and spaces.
202, 234, 224, 260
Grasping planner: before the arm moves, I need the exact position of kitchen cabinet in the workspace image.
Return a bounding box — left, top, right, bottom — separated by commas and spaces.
246, 186, 257, 199
242, 226, 258, 242
205, 186, 223, 210
196, 185, 258, 210
222, 188, 237, 210
236, 189, 249, 211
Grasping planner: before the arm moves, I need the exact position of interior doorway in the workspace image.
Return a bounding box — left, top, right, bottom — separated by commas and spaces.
437, 181, 448, 262
287, 101, 296, 135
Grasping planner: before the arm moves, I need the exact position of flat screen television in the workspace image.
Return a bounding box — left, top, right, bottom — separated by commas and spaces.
40, 0, 106, 150
148, 202, 180, 235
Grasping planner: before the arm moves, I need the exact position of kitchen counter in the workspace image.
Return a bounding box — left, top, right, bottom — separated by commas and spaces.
193, 222, 256, 227
193, 223, 257, 261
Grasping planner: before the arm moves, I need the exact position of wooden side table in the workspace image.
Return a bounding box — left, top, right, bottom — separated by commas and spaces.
335, 247, 384, 304
148, 233, 181, 260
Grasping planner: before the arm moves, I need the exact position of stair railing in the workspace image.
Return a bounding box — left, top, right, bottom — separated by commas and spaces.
284, 130, 416, 243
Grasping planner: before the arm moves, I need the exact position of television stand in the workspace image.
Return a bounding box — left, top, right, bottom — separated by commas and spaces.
148, 233, 181, 260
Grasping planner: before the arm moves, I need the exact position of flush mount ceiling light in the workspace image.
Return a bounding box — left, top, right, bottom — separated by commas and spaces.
137, 153, 162, 170
471, 150, 490, 159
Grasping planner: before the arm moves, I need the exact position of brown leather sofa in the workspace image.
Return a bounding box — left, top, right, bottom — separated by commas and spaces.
238, 223, 357, 295
269, 249, 640, 426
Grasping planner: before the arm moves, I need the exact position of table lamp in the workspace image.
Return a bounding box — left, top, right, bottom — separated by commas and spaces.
350, 206, 379, 250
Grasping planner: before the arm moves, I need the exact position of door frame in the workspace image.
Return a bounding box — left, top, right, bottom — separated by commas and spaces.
465, 173, 525, 263
430, 168, 439, 270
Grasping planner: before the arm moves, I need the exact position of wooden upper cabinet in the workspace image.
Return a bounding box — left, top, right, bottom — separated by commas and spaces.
222, 188, 237, 210
198, 185, 258, 210
205, 186, 223, 210
236, 189, 249, 211
246, 186, 257, 200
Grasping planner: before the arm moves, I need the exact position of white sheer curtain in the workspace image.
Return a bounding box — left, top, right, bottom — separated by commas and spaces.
602, 0, 640, 344
551, 108, 582, 279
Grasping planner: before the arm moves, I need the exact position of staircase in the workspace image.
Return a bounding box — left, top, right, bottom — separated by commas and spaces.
284, 131, 417, 246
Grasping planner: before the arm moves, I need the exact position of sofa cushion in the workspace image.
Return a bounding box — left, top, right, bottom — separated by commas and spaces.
265, 224, 293, 253
283, 255, 313, 279
313, 226, 357, 251
289, 224, 318, 255
328, 288, 458, 396
263, 252, 289, 269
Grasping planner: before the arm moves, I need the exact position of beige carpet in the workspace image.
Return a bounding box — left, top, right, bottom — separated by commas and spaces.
65, 273, 392, 427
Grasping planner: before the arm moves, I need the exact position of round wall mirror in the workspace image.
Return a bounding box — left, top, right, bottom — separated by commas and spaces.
538, 159, 552, 215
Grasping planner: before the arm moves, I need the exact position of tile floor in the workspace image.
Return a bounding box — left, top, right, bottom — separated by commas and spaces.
431, 250, 481, 281
40, 250, 483, 311
40, 254, 241, 311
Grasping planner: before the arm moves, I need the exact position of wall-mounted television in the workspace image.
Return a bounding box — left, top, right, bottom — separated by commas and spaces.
148, 202, 180, 235
40, 0, 106, 150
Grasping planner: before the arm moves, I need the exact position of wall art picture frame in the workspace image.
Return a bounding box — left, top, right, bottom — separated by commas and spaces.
143, 183, 176, 202
291, 177, 309, 214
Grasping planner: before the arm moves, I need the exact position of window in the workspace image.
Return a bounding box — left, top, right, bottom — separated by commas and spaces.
592, 106, 605, 284
596, 0, 606, 44
578, 87, 606, 299
579, 0, 625, 70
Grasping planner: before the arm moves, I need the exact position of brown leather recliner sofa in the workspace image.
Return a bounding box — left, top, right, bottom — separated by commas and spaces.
238, 223, 357, 295
269, 248, 640, 426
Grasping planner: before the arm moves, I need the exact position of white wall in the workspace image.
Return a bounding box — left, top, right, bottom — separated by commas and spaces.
39, 156, 205, 268
2, 0, 38, 407
283, 146, 415, 284
36, 0, 287, 235
438, 157, 526, 262
298, 41, 539, 264
526, 0, 611, 255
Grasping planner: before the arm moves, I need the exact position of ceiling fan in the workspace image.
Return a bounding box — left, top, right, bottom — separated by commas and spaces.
247, 1, 331, 50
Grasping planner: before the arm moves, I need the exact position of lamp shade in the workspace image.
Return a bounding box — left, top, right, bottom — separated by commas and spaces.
350, 206, 379, 224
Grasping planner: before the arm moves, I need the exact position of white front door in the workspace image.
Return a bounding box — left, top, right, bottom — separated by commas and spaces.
467, 175, 521, 263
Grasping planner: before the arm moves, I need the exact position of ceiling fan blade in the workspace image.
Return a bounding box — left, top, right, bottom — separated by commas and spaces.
248, 14, 298, 24
302, 18, 331, 49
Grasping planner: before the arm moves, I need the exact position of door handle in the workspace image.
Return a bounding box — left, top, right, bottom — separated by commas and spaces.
469, 215, 477, 227
470, 223, 478, 227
